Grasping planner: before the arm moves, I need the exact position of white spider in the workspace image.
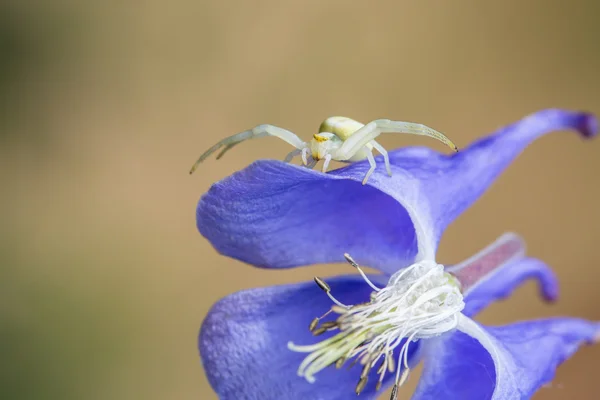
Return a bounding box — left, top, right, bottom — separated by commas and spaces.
190, 116, 458, 185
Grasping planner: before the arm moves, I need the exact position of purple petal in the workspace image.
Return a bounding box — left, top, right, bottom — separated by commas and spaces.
461, 257, 559, 317
197, 109, 595, 275
199, 274, 417, 400
420, 109, 596, 246
197, 161, 420, 274
413, 316, 600, 399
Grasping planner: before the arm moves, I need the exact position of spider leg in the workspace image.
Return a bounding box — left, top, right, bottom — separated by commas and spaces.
301, 147, 310, 165
190, 124, 307, 174
370, 140, 391, 176
305, 157, 318, 169
284, 148, 302, 163
216, 142, 239, 160
332, 119, 457, 163
376, 119, 458, 152
321, 154, 332, 173
362, 150, 377, 185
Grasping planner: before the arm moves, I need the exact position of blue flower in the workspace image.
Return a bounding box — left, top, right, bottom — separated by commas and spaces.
196, 109, 599, 400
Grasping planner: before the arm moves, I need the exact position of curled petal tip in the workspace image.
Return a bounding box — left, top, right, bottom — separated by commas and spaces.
579, 112, 598, 138
541, 281, 560, 303
541, 291, 559, 304
595, 328, 600, 344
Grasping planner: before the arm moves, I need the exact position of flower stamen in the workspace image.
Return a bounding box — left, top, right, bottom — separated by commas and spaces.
344, 253, 381, 292
314, 276, 350, 309
288, 257, 465, 395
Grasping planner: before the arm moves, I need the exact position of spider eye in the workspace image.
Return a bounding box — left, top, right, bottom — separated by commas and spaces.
313, 133, 330, 142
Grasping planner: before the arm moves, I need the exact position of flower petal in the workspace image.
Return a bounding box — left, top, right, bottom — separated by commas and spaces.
197, 109, 595, 274
197, 160, 421, 274
412, 315, 600, 400
418, 108, 596, 249
200, 275, 417, 400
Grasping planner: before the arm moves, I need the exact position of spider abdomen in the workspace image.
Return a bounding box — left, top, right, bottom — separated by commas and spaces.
318, 116, 364, 140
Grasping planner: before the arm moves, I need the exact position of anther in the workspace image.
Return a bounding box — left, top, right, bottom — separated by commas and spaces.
355, 377, 368, 395
320, 321, 337, 330
331, 305, 347, 314
312, 327, 328, 336
344, 253, 359, 268
376, 381, 382, 391
309, 309, 336, 332
335, 357, 346, 369
390, 384, 398, 400
311, 277, 350, 309
314, 276, 330, 292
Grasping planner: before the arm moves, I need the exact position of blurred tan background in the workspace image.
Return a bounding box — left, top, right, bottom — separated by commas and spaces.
1, 1, 599, 399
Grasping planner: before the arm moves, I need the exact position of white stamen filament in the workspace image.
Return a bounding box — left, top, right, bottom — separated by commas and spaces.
287, 259, 465, 394
344, 253, 381, 292
326, 292, 349, 309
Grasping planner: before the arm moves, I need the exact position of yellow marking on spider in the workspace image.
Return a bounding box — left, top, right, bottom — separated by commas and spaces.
312, 133, 329, 142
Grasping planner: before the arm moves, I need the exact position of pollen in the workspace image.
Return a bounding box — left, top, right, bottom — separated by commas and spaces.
287, 258, 465, 395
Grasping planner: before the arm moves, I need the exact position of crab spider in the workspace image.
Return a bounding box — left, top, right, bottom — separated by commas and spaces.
190, 116, 458, 185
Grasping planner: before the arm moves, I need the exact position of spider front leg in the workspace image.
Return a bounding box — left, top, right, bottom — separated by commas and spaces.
332, 119, 457, 168
216, 142, 239, 160
370, 119, 458, 151
190, 124, 307, 174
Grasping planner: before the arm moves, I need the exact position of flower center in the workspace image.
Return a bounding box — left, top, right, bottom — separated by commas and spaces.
287, 257, 465, 396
